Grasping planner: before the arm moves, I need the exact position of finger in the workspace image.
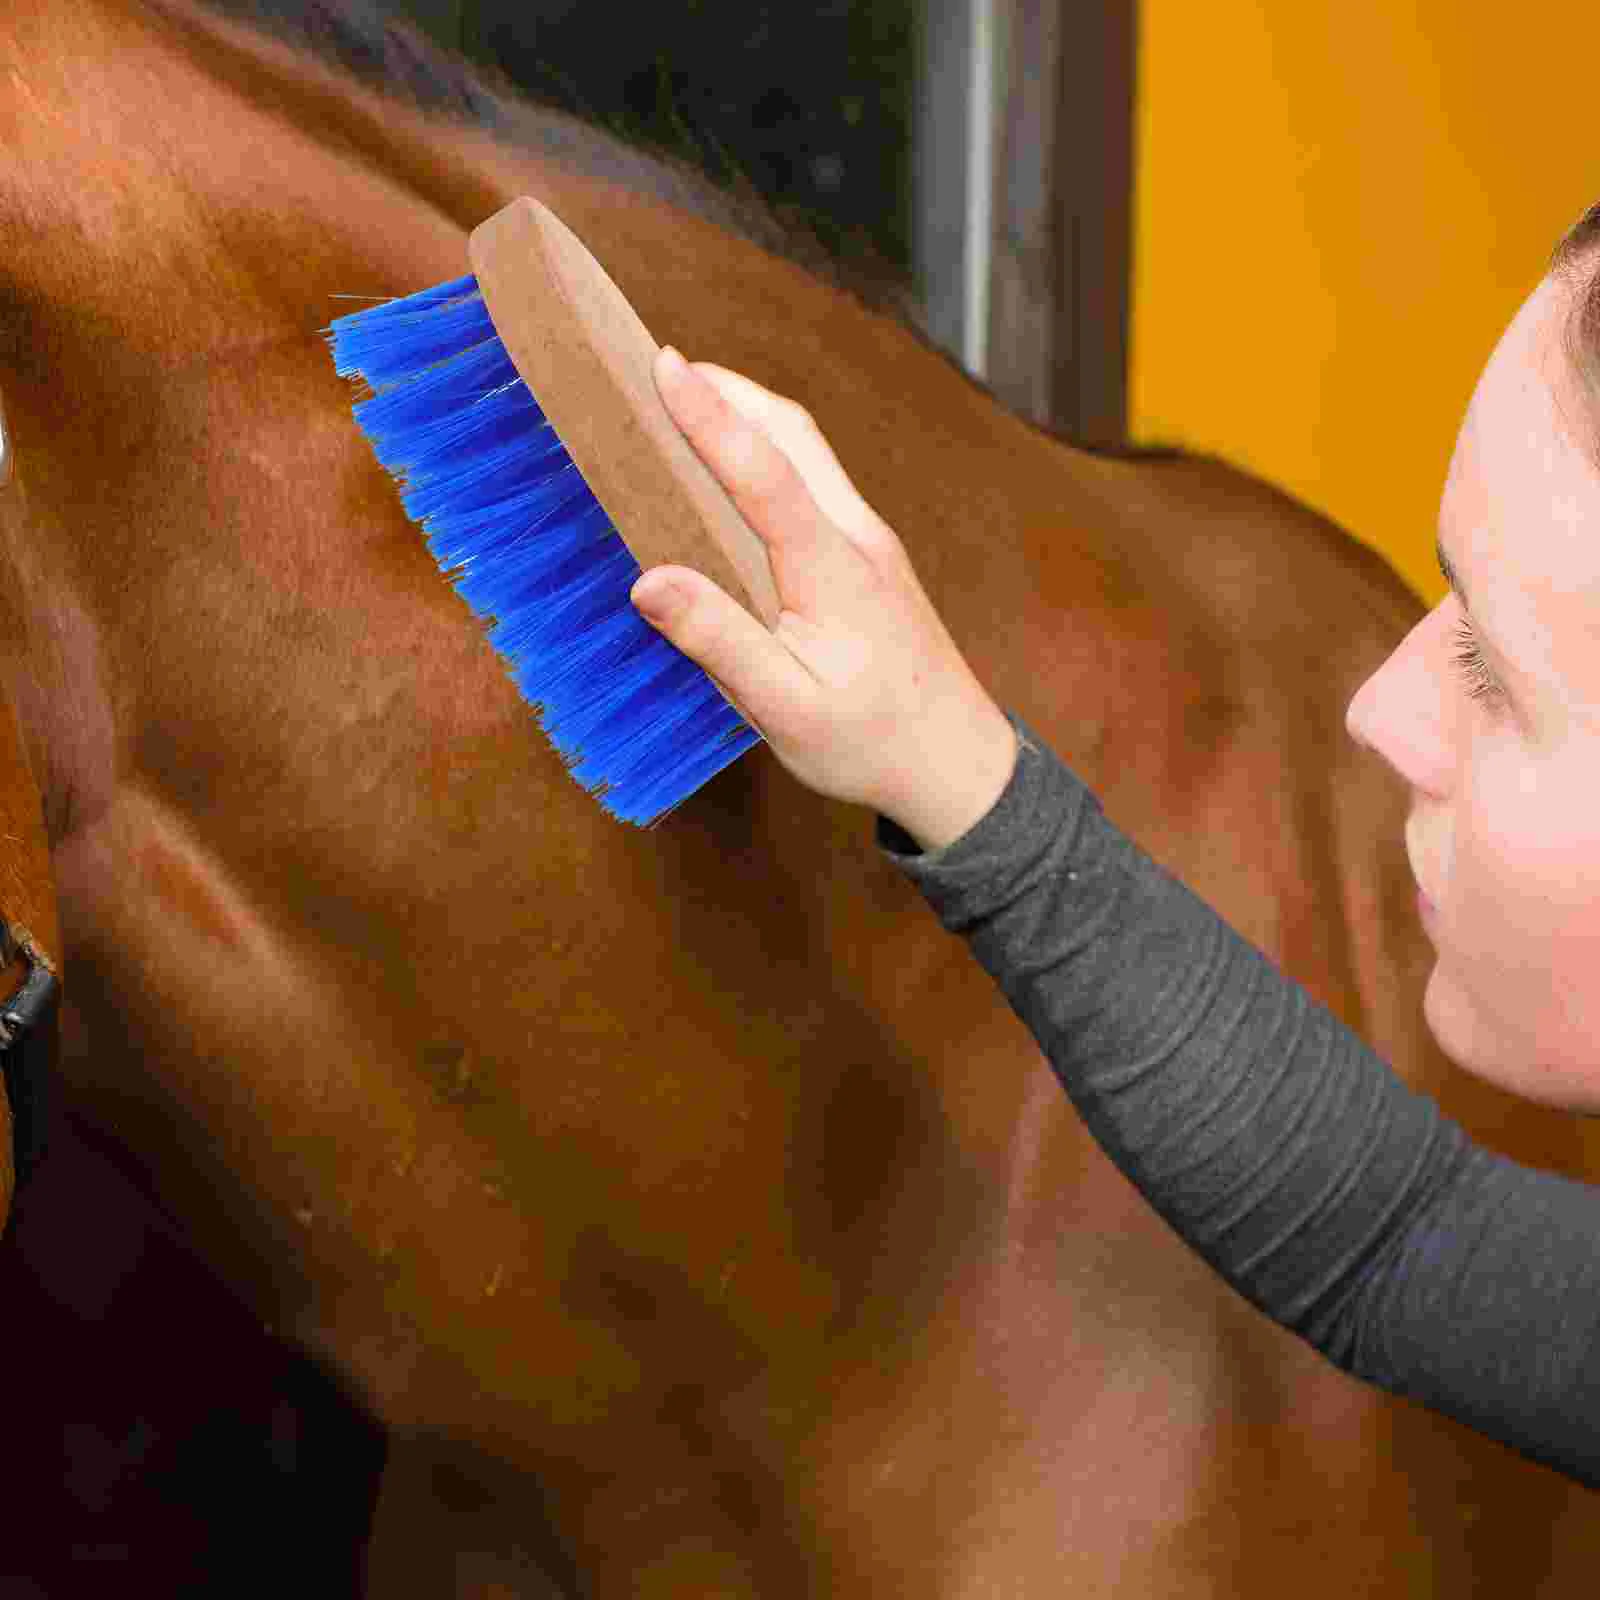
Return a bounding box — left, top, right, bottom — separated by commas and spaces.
629, 564, 817, 739
680, 361, 877, 542
653, 348, 834, 616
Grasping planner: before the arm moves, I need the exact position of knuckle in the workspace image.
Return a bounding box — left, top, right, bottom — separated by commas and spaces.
742, 437, 796, 503
673, 604, 714, 656
710, 419, 763, 487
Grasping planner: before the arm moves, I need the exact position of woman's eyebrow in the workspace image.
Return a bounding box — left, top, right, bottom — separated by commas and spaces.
1435, 535, 1471, 610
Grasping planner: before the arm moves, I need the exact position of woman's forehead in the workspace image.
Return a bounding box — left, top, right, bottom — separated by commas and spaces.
1440, 274, 1600, 705
1450, 277, 1600, 558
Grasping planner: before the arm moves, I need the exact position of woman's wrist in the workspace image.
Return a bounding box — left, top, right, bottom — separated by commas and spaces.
885, 699, 1018, 854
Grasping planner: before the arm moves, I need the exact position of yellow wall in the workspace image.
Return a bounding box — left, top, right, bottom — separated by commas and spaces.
1128, 1, 1600, 610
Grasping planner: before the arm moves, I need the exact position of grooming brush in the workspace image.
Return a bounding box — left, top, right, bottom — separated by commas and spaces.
325, 197, 781, 827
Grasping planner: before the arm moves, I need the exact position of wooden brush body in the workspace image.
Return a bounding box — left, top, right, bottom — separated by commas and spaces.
469, 199, 782, 631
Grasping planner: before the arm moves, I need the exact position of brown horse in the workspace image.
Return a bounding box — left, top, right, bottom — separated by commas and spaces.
4, 0, 1599, 1592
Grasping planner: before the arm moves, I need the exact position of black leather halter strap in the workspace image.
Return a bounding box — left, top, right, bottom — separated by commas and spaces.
0, 918, 60, 1230
0, 413, 53, 1222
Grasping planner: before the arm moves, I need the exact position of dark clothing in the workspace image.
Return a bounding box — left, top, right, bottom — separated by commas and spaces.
875, 710, 1600, 1488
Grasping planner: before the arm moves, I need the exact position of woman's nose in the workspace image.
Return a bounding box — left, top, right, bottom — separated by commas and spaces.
1344, 603, 1455, 798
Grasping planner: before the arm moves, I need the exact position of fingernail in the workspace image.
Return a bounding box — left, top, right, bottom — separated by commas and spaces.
631, 575, 681, 621
659, 345, 688, 380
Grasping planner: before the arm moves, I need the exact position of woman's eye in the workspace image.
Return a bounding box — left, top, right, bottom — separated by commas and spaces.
1451, 617, 1505, 710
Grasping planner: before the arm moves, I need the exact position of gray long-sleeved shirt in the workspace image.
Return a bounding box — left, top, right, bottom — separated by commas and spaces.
875, 709, 1600, 1488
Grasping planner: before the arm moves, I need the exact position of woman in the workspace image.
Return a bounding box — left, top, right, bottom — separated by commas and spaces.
628, 200, 1600, 1488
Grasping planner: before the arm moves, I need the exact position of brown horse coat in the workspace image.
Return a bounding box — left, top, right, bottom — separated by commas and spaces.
3, 1, 1598, 1591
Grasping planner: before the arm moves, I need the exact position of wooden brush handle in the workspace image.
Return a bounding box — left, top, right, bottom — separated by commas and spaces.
468, 198, 782, 630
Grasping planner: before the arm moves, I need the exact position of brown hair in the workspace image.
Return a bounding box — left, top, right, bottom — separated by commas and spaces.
1551, 201, 1600, 403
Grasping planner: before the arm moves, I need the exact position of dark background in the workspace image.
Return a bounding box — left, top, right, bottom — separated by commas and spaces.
398, 0, 918, 278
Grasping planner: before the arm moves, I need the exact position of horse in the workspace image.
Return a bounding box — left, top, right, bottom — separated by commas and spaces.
4, 0, 1598, 1592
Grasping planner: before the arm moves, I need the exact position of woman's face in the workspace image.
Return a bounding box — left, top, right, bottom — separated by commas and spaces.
1346, 266, 1600, 1111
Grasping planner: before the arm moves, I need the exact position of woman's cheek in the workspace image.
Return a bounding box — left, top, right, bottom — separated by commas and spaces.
1457, 733, 1596, 942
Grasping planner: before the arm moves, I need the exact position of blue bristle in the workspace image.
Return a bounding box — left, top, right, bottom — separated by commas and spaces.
324, 275, 762, 827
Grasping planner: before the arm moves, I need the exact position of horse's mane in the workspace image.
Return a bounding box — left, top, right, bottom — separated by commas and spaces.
184, 0, 1190, 464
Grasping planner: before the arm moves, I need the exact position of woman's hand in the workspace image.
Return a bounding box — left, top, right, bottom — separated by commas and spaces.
630, 346, 1017, 852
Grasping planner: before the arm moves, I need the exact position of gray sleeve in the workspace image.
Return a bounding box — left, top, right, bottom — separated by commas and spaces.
876, 708, 1600, 1487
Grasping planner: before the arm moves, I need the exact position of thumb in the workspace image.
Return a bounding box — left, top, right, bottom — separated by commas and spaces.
629, 565, 813, 737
